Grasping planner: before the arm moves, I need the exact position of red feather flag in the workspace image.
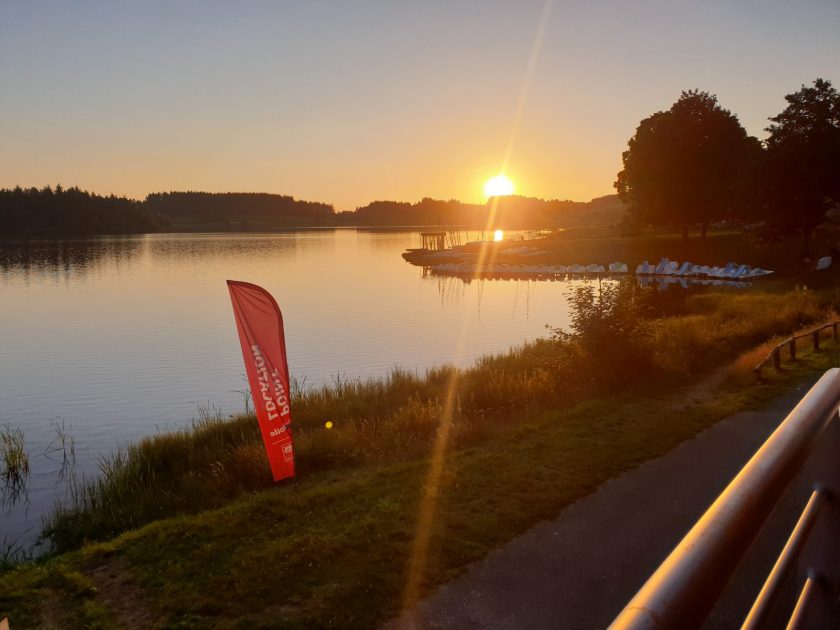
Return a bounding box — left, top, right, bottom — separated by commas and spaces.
227, 280, 295, 481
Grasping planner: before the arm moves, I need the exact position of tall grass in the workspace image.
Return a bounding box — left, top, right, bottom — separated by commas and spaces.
0, 535, 33, 572
42, 286, 839, 553
45, 407, 270, 551
1, 423, 29, 510
44, 420, 76, 481
650, 288, 831, 375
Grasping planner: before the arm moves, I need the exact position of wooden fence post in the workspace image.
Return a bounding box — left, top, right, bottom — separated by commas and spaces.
754, 322, 838, 386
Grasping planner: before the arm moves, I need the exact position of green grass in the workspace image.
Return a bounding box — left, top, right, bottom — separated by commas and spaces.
2, 344, 837, 628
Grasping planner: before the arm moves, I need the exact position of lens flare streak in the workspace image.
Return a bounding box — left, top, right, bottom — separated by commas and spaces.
400, 0, 555, 619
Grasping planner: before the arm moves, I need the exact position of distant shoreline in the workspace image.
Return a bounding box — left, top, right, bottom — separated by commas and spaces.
0, 225, 496, 243
0, 186, 625, 239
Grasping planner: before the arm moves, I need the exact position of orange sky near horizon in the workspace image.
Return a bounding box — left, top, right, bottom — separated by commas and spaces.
1, 2, 838, 211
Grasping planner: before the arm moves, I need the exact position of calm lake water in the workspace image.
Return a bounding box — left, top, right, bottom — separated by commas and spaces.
1, 230, 587, 547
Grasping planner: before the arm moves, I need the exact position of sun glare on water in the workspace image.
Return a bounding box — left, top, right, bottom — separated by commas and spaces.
484, 174, 514, 198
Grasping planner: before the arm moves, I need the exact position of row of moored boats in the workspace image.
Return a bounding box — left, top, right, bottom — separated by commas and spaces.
635, 258, 774, 278
428, 257, 774, 279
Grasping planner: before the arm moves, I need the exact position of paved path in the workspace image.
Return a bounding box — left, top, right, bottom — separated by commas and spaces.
387, 378, 821, 630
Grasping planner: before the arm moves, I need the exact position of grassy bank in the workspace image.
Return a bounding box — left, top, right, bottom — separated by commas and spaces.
2, 344, 839, 628
40, 286, 838, 553
2, 286, 839, 627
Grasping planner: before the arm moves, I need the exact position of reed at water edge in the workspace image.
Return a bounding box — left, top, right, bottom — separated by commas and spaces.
0, 424, 29, 511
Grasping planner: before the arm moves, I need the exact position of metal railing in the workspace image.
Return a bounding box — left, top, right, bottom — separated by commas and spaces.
754, 321, 839, 379
611, 368, 840, 629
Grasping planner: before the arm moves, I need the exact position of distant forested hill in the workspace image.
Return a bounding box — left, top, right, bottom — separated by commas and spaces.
145, 192, 335, 230
348, 194, 626, 229
0, 186, 167, 238
348, 198, 484, 226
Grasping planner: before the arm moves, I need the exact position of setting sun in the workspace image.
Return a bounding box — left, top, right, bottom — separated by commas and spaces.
484, 174, 515, 198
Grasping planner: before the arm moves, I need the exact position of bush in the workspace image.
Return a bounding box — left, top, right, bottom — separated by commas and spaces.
549, 281, 656, 388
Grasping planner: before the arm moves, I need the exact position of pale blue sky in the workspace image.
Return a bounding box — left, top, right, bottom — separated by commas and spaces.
1, 1, 838, 209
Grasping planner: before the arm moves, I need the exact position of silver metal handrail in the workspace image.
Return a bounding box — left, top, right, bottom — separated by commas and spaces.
741, 488, 825, 629
610, 368, 840, 629
787, 571, 819, 630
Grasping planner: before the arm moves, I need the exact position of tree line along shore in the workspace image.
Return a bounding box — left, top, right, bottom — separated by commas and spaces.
0, 186, 626, 238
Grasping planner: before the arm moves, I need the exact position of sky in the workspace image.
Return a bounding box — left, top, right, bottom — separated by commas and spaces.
1, 1, 838, 211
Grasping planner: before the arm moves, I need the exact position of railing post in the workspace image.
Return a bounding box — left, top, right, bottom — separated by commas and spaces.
789, 339, 797, 361
773, 347, 782, 371
812, 331, 820, 351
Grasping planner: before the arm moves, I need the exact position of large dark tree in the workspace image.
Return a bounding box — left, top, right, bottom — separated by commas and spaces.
616, 90, 761, 239
764, 78, 840, 254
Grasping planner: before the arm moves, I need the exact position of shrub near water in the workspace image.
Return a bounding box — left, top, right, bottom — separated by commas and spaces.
43, 286, 836, 553
549, 282, 654, 389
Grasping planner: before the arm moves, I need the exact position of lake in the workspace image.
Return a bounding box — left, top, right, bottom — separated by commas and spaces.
0, 230, 589, 547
